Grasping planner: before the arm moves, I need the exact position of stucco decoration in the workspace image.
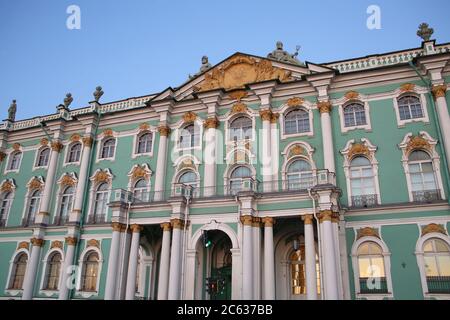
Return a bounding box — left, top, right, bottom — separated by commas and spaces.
400, 83, 416, 93
87, 239, 100, 248
228, 90, 248, 102
128, 164, 152, 182
58, 173, 77, 188
421, 223, 447, 236
417, 23, 434, 41
231, 102, 248, 114
356, 227, 380, 240
27, 176, 45, 191
90, 168, 114, 185
0, 179, 16, 193
182, 111, 197, 124
287, 97, 305, 107
399, 132, 436, 156
51, 241, 63, 250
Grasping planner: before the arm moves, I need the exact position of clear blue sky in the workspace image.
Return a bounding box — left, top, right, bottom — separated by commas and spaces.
1, 0, 449, 121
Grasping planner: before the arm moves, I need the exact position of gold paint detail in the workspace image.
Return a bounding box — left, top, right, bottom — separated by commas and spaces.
82, 136, 94, 147
183, 111, 197, 123
203, 117, 220, 129
287, 97, 305, 107
171, 218, 184, 230
39, 211, 49, 216
112, 222, 123, 232
252, 217, 262, 228
432, 84, 447, 99
28, 177, 43, 191
345, 91, 360, 100
348, 143, 370, 160
288, 144, 305, 158
51, 141, 64, 153
18, 241, 29, 250
194, 55, 292, 92
406, 136, 431, 154
70, 134, 81, 142
331, 212, 340, 223
262, 217, 275, 227
60, 174, 76, 187
40, 138, 49, 146
259, 109, 273, 122
229, 90, 248, 102
231, 102, 248, 114
93, 170, 111, 184
270, 113, 279, 124
421, 223, 447, 236
131, 165, 149, 180
158, 126, 171, 137
356, 227, 380, 240
87, 239, 100, 248
240, 215, 253, 226
160, 222, 172, 232
1, 180, 14, 193
65, 237, 78, 246
302, 214, 314, 225
400, 83, 416, 93
51, 240, 63, 249
31, 238, 44, 247
317, 210, 333, 224
139, 123, 150, 131
12, 143, 21, 151
0, 151, 6, 162
130, 224, 143, 233
317, 101, 332, 114
103, 129, 114, 137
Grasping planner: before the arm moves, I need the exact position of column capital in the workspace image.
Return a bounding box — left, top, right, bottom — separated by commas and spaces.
270, 113, 279, 124
240, 215, 253, 226
65, 236, 78, 246
302, 214, 315, 225
331, 212, 340, 223
30, 237, 44, 247
252, 217, 262, 228
158, 125, 171, 137
432, 84, 447, 100
112, 222, 124, 232
82, 136, 94, 147
0, 151, 6, 162
317, 101, 333, 114
170, 218, 184, 230
203, 117, 220, 129
262, 217, 275, 227
130, 224, 143, 233
51, 141, 64, 153
317, 210, 333, 224
160, 222, 172, 232
259, 109, 273, 122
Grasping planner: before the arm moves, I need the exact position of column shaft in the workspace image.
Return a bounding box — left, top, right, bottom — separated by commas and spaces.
242, 216, 253, 299
318, 102, 335, 173
58, 238, 76, 300
105, 225, 122, 300
22, 239, 44, 300
157, 223, 172, 300
434, 94, 450, 172
260, 111, 272, 192
303, 215, 318, 300
204, 122, 217, 197
262, 218, 275, 300
319, 211, 339, 300
125, 225, 141, 300
168, 220, 183, 300
154, 128, 169, 201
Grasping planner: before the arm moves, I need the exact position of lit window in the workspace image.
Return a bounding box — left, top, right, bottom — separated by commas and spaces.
36, 148, 50, 167
9, 253, 27, 290
357, 242, 387, 294
8, 151, 22, 170
229, 166, 252, 194
343, 103, 366, 127
398, 95, 424, 120
423, 238, 450, 294
81, 252, 99, 292
286, 160, 313, 190
44, 252, 62, 290
67, 143, 82, 163
350, 157, 377, 207
230, 117, 252, 141
408, 151, 440, 202
100, 139, 115, 159
137, 133, 152, 154
284, 108, 310, 135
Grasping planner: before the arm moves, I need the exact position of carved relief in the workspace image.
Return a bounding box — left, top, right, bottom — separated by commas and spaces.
87, 239, 100, 248
103, 129, 114, 137
51, 141, 64, 153
406, 136, 431, 154
129, 164, 151, 181
182, 111, 197, 123
51, 240, 63, 250
40, 138, 49, 146
70, 134, 81, 142
18, 241, 29, 250
421, 223, 447, 236
400, 83, 416, 93
12, 143, 21, 151
287, 97, 305, 107
1, 180, 15, 193
259, 109, 273, 121
60, 174, 76, 187
158, 126, 171, 137
345, 91, 360, 101
82, 136, 94, 147
271, 113, 280, 124
139, 123, 150, 131
92, 169, 112, 184
231, 102, 248, 114
28, 177, 44, 191
317, 101, 332, 114
288, 145, 305, 158
348, 143, 370, 159
356, 227, 380, 240
432, 84, 447, 99
229, 90, 248, 102
203, 117, 219, 129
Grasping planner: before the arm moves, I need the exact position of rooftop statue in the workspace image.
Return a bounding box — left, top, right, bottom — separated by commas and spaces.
267, 41, 303, 65
189, 56, 212, 79
7, 100, 17, 122
417, 23, 434, 42
64, 93, 73, 108
93, 86, 104, 102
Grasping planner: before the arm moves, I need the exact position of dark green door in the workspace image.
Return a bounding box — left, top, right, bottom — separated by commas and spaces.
210, 266, 232, 300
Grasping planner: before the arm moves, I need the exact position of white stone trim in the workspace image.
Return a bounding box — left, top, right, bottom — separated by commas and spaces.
4, 248, 29, 296
132, 128, 156, 159
76, 246, 104, 298
95, 133, 118, 163
52, 173, 78, 223
392, 92, 430, 127
32, 145, 51, 171
278, 101, 315, 139
4, 148, 23, 174
86, 169, 114, 223
222, 108, 257, 146
38, 247, 65, 295
63, 141, 83, 167
338, 100, 372, 133
21, 176, 45, 223
171, 118, 204, 154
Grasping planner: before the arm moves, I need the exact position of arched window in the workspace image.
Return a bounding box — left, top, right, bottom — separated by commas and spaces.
25, 190, 41, 226
286, 159, 313, 190
36, 148, 50, 167
398, 95, 424, 120
44, 252, 62, 290
408, 151, 440, 202
137, 133, 153, 154
67, 143, 82, 163
357, 242, 387, 294
343, 103, 366, 127
100, 138, 115, 159
81, 251, 99, 292
58, 186, 75, 224
133, 179, 148, 202
93, 183, 108, 222
178, 171, 197, 186
179, 124, 199, 148
230, 116, 252, 141
9, 253, 27, 290
284, 108, 310, 135
350, 157, 377, 207
0, 192, 13, 226
423, 238, 450, 294
8, 151, 22, 170
229, 166, 252, 194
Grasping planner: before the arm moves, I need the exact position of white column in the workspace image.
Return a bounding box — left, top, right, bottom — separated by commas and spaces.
70, 136, 93, 222
270, 115, 279, 189
332, 215, 343, 299
303, 215, 318, 300
241, 216, 253, 299
319, 211, 339, 300
22, 238, 44, 300
204, 118, 218, 197
318, 102, 336, 173
168, 219, 183, 300
157, 223, 172, 300
262, 217, 275, 300
253, 219, 261, 299
58, 237, 77, 300
154, 126, 170, 201
36, 141, 62, 223
105, 223, 122, 300
260, 110, 272, 192
125, 225, 142, 300
433, 86, 450, 171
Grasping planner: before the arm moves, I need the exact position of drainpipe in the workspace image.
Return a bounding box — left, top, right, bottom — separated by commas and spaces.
180, 187, 191, 299
408, 61, 450, 204
308, 188, 324, 300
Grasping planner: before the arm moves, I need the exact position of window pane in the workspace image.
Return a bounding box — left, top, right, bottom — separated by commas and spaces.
424, 256, 439, 276
437, 256, 450, 276
435, 240, 450, 253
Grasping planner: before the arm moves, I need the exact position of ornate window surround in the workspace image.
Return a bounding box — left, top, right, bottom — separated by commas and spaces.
87, 169, 114, 223
171, 112, 204, 153
4, 146, 23, 174
398, 132, 446, 202
95, 130, 118, 163
0, 179, 16, 226
132, 124, 156, 158
38, 247, 65, 297
341, 138, 381, 207
53, 173, 78, 224
414, 226, 450, 300
5, 248, 29, 297
336, 95, 372, 133
281, 141, 316, 188
127, 164, 152, 200
76, 246, 103, 298
63, 141, 83, 166
392, 86, 430, 127
222, 104, 257, 146
32, 145, 51, 171
223, 162, 257, 195
172, 155, 201, 196
20, 176, 45, 225
351, 232, 394, 300
278, 99, 315, 139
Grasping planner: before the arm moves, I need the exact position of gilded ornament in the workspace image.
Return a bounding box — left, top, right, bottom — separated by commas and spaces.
203, 117, 219, 129
194, 54, 292, 92
40, 138, 49, 146
240, 215, 253, 226
31, 238, 44, 247
0, 151, 6, 162
348, 143, 370, 159
18, 241, 29, 250
70, 134, 81, 142
182, 111, 197, 123
1, 180, 14, 193
356, 227, 380, 240
302, 214, 314, 225
421, 223, 447, 236
432, 84, 447, 99
400, 83, 416, 93
103, 129, 114, 137
231, 102, 248, 114
270, 113, 279, 124
158, 126, 171, 137
229, 90, 248, 102
28, 177, 43, 191
289, 145, 304, 158
12, 143, 21, 151
317, 101, 332, 114
60, 174, 76, 187
331, 212, 340, 223
160, 222, 172, 232
82, 136, 94, 147
131, 165, 148, 180
112, 222, 122, 232
51, 141, 64, 153
262, 217, 275, 227
65, 237, 78, 246
406, 136, 431, 153
259, 109, 273, 121
171, 218, 184, 230
87, 239, 100, 248
252, 217, 262, 228
94, 171, 110, 184
51, 240, 63, 249
345, 91, 360, 100
287, 97, 305, 107
139, 123, 150, 131
317, 210, 333, 224
130, 224, 143, 233
179, 159, 195, 171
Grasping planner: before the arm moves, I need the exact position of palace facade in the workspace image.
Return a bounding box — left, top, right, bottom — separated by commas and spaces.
1, 26, 450, 300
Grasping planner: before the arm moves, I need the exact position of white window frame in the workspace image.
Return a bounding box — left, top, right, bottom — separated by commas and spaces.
351, 235, 394, 300
5, 249, 29, 296
33, 146, 51, 170
87, 169, 113, 223
0, 183, 15, 227
39, 248, 64, 296
281, 141, 317, 191
76, 247, 103, 298
127, 164, 152, 202
279, 101, 315, 139
96, 134, 118, 163
5, 150, 22, 174
64, 141, 83, 166
133, 131, 155, 158
223, 163, 256, 195
393, 93, 430, 127
339, 101, 372, 133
